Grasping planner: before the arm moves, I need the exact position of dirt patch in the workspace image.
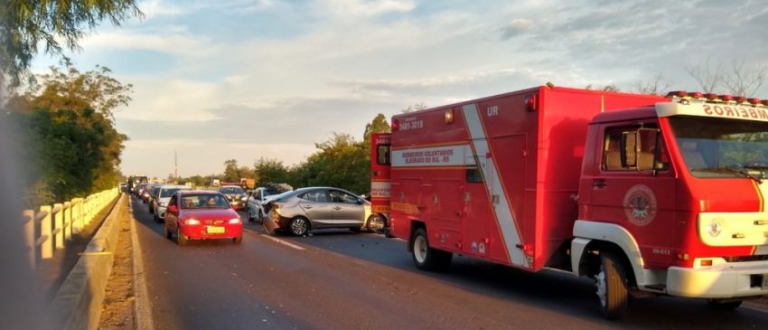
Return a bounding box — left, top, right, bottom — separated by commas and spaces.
98, 198, 135, 330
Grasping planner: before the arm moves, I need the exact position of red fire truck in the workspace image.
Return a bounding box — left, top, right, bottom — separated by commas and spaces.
371, 86, 768, 319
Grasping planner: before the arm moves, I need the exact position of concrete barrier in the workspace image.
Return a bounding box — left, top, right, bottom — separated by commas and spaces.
50, 193, 126, 330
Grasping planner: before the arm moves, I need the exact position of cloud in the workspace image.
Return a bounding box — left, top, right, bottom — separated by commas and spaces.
316, 0, 416, 18
500, 18, 534, 40
52, 0, 768, 178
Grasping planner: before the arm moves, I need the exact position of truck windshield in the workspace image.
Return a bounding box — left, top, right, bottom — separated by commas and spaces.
669, 116, 768, 180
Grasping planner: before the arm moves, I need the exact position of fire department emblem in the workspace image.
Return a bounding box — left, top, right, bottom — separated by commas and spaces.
623, 185, 657, 226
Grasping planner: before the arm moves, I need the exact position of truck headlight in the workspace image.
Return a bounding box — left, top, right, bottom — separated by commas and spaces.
707, 219, 722, 237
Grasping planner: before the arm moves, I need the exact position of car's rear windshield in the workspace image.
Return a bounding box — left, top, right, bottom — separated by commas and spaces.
220, 187, 244, 194
161, 188, 186, 198
180, 194, 230, 209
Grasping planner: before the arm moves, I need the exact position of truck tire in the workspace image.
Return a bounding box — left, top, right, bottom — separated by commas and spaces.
596, 252, 629, 320
411, 228, 452, 271
707, 299, 742, 310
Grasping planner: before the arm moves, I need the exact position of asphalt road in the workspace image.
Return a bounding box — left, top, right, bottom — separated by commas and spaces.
130, 197, 768, 330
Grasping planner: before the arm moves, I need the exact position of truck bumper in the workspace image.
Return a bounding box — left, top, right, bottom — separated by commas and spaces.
666, 259, 768, 299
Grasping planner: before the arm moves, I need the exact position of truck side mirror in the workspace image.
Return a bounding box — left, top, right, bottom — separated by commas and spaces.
621, 131, 637, 168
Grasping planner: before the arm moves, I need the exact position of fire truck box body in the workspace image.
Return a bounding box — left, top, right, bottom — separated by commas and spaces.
388, 87, 662, 271
372, 86, 768, 317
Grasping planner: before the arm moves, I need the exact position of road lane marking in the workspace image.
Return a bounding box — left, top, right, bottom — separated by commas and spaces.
260, 234, 306, 251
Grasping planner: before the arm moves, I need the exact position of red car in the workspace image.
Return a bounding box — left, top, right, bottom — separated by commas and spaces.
164, 191, 243, 245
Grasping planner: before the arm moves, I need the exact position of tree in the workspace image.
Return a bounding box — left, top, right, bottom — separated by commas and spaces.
9, 64, 131, 205
687, 58, 767, 96
631, 74, 671, 95
585, 84, 620, 92
402, 102, 428, 113
362, 113, 391, 151
0, 0, 143, 87
223, 159, 240, 182
7, 64, 133, 119
254, 158, 288, 185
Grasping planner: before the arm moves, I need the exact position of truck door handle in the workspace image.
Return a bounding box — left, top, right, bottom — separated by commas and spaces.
593, 179, 607, 189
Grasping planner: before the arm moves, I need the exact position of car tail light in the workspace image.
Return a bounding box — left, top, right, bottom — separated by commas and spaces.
229, 218, 241, 224
700, 259, 713, 267
186, 219, 201, 225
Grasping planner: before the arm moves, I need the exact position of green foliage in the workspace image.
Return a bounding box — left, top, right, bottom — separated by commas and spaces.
254, 157, 288, 185
9, 64, 131, 206
223, 159, 241, 182
0, 0, 143, 86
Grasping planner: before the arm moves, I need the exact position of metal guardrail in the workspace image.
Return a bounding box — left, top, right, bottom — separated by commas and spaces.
22, 187, 120, 268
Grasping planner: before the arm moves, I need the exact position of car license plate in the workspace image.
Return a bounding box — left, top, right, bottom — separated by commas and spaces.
207, 226, 225, 234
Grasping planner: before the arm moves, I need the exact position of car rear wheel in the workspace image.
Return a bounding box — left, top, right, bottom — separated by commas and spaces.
177, 228, 189, 246
411, 228, 452, 271
288, 217, 309, 236
596, 252, 629, 320
707, 299, 742, 310
233, 235, 243, 244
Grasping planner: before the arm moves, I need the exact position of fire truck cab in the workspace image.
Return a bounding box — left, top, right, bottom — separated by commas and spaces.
372, 86, 768, 319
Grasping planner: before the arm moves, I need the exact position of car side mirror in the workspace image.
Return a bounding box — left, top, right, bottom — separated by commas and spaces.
168, 205, 178, 214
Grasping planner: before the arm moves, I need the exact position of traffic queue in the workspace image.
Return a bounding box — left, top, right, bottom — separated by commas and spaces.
129, 181, 380, 246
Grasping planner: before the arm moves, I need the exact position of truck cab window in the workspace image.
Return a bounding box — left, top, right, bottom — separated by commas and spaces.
603, 125, 669, 171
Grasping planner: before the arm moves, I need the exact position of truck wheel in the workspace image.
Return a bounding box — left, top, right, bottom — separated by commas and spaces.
411, 228, 452, 271
707, 299, 742, 310
596, 252, 629, 320
367, 215, 385, 233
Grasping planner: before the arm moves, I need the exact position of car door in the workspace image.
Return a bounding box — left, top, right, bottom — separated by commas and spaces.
297, 190, 334, 228
329, 190, 365, 227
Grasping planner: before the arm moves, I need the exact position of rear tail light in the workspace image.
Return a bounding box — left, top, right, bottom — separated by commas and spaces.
228, 218, 241, 224
700, 259, 713, 267
186, 219, 201, 225
525, 94, 538, 111
391, 119, 400, 131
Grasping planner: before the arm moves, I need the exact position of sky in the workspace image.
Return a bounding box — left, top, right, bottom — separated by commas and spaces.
31, 0, 768, 178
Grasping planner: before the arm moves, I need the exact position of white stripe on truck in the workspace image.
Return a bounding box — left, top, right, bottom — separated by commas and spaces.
462, 104, 529, 268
